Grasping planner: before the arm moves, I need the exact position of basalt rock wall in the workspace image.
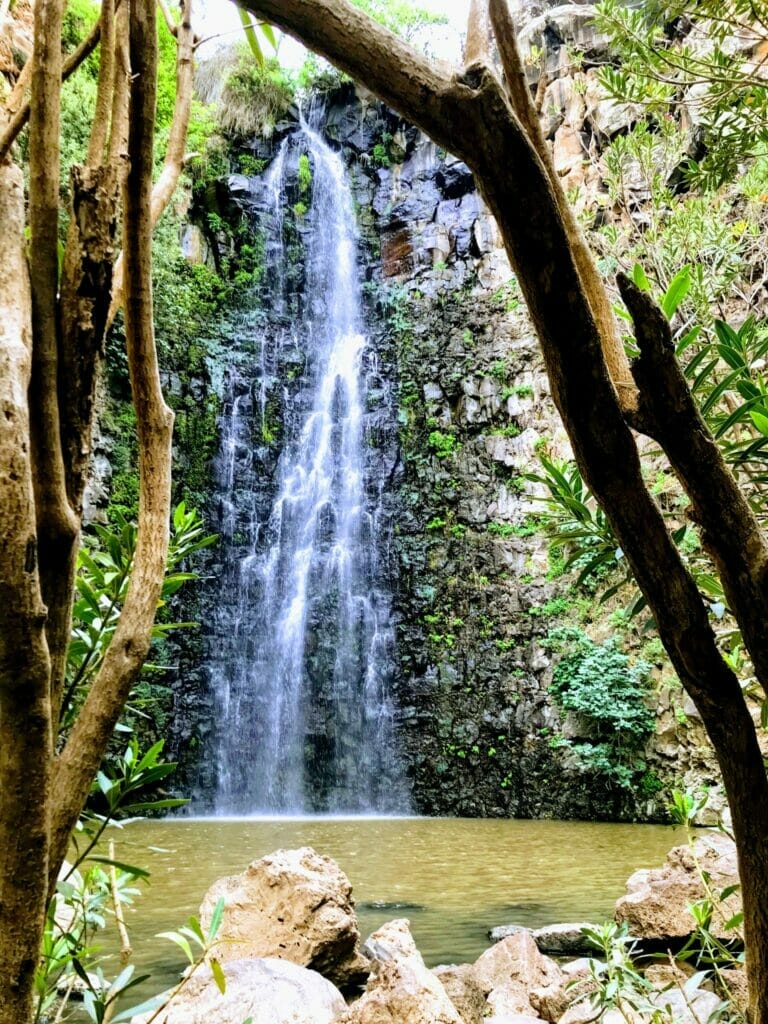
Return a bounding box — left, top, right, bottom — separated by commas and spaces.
166, 78, 720, 821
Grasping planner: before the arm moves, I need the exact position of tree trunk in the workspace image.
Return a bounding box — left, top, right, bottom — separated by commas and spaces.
26, 0, 79, 725
49, 0, 174, 889
0, 163, 53, 1024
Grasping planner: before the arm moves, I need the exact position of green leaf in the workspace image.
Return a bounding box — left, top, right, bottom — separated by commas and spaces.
208, 897, 225, 940
631, 262, 650, 291
87, 857, 150, 879
157, 931, 194, 964
210, 957, 227, 994
661, 265, 691, 319
238, 7, 264, 64
750, 410, 768, 437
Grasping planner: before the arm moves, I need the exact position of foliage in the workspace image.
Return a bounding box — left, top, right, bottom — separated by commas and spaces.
36, 740, 186, 1022
595, 0, 768, 189
530, 284, 768, 654
216, 50, 295, 138
62, 504, 216, 736
427, 429, 461, 459
596, 123, 752, 322
349, 0, 448, 42
576, 793, 746, 1023
544, 627, 655, 788
297, 153, 312, 197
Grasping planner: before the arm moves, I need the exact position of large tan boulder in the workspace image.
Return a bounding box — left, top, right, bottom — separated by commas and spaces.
338, 919, 463, 1024
614, 832, 742, 942
199, 847, 369, 990
433, 963, 486, 1024
471, 932, 561, 1019
131, 957, 346, 1024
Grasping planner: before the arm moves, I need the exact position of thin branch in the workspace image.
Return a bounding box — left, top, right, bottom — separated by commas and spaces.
0, 14, 101, 162
488, 0, 638, 413
87, 0, 116, 165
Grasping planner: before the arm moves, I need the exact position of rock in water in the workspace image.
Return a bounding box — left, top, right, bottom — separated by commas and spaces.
471, 932, 562, 1019
614, 831, 742, 942
131, 958, 345, 1024
339, 918, 464, 1024
199, 847, 369, 989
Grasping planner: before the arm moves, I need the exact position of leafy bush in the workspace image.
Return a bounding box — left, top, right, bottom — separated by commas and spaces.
545, 627, 655, 788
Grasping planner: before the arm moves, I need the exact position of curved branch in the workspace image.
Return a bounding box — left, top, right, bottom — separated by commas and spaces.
0, 15, 101, 162
488, 0, 637, 413
619, 272, 768, 682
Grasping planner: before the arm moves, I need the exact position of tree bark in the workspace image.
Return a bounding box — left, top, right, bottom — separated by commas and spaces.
238, 2, 768, 1018
0, 164, 53, 1024
27, 0, 79, 724
48, 0, 175, 889
107, 0, 196, 327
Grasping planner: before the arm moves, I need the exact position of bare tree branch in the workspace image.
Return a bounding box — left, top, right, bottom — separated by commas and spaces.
619, 272, 768, 682
106, 0, 196, 326
488, 0, 637, 413
27, 0, 79, 728
49, 0, 174, 889
0, 15, 101, 162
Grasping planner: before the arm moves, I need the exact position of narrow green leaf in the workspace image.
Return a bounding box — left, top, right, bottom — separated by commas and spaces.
238, 7, 264, 64
208, 896, 225, 940
750, 410, 768, 437
631, 262, 650, 291
210, 957, 227, 994
87, 857, 150, 879
661, 266, 691, 319
157, 931, 194, 963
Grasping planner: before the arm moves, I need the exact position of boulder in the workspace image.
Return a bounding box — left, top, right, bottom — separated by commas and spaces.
649, 986, 722, 1024
433, 963, 487, 1024
531, 958, 596, 1023
131, 957, 346, 1024
199, 847, 369, 990
614, 832, 742, 942
472, 933, 563, 1019
338, 919, 463, 1024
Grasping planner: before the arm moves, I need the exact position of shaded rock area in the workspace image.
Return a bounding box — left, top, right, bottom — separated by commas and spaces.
489, 924, 603, 958
198, 847, 369, 990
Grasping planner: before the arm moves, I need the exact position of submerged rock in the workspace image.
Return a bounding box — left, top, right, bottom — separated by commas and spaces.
488, 922, 601, 957
130, 957, 345, 1024
199, 847, 369, 990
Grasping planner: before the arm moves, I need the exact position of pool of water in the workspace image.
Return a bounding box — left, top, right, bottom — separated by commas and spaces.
92, 814, 682, 1006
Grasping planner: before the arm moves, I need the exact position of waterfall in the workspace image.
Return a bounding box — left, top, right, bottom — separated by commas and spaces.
200, 118, 409, 816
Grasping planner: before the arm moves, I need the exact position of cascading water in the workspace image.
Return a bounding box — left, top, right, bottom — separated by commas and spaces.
200, 117, 409, 815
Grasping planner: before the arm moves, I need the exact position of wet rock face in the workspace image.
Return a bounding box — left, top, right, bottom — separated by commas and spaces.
168, 81, 718, 821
